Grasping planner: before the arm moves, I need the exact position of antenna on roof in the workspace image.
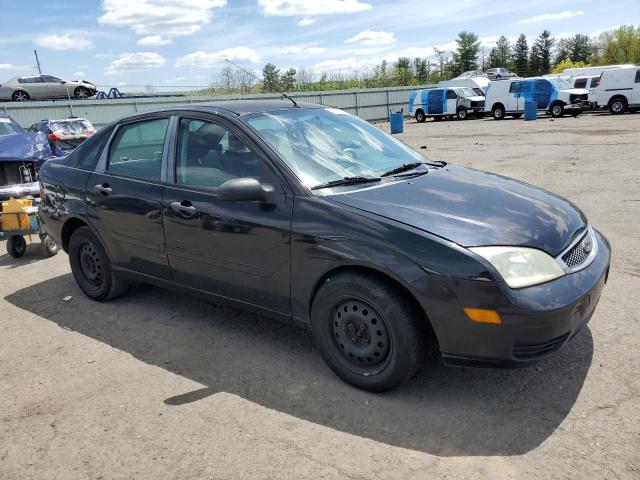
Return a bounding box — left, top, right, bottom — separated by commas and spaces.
224, 58, 298, 108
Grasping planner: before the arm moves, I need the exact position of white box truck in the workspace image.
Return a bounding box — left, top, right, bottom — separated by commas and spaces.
591, 66, 640, 114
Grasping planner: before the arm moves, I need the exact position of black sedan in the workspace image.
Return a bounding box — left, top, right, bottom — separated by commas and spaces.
38, 100, 610, 391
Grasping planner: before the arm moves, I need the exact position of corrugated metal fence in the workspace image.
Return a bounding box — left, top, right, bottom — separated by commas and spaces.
1, 85, 430, 128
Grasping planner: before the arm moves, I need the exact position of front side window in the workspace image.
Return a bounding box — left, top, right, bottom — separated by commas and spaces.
107, 118, 168, 181
0, 117, 24, 136
509, 82, 521, 93
175, 118, 264, 190
446, 89, 458, 99
635, 69, 640, 83
245, 107, 424, 189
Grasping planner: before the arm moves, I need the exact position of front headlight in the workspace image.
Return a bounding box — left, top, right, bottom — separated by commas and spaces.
470, 246, 565, 288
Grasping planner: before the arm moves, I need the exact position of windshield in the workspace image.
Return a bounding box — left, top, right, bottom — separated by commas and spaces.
457, 87, 477, 98
0, 117, 24, 136
245, 108, 425, 189
548, 78, 571, 89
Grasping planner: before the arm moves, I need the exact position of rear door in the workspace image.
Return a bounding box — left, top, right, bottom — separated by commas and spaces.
162, 114, 293, 313
22, 76, 48, 99
633, 69, 640, 104
86, 115, 172, 279
507, 81, 521, 111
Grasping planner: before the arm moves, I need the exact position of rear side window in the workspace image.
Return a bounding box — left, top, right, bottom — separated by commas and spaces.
590, 77, 599, 88
636, 70, 640, 83
574, 78, 587, 89
509, 82, 521, 93
75, 127, 113, 170
107, 118, 169, 181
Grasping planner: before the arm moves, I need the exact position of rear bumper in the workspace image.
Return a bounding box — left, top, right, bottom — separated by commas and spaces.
412, 229, 611, 367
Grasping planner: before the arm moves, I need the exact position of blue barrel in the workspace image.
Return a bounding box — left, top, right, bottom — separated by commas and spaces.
524, 100, 537, 121
389, 109, 404, 134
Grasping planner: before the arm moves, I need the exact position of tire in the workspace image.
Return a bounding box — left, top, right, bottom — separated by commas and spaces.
7, 236, 27, 258
68, 226, 130, 301
311, 272, 426, 392
609, 97, 627, 115
550, 102, 564, 118
456, 107, 468, 120
415, 110, 426, 123
12, 90, 30, 102
492, 104, 505, 120
40, 234, 59, 257
74, 87, 89, 99
511, 113, 523, 119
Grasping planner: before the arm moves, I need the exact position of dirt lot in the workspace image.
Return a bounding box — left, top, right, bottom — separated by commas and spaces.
1, 112, 639, 479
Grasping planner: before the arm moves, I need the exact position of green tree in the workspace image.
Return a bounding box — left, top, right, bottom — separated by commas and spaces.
262, 63, 280, 92
495, 35, 513, 68
487, 48, 501, 68
530, 30, 554, 75
414, 58, 429, 83
551, 59, 588, 74
597, 25, 640, 64
570, 34, 593, 63
513, 34, 529, 77
451, 31, 480, 76
554, 38, 572, 66
280, 67, 297, 91
393, 57, 414, 85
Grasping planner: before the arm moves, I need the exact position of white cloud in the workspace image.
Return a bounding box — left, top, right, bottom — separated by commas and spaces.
519, 10, 584, 24
99, 0, 226, 39
313, 57, 375, 71
35, 32, 93, 50
137, 35, 173, 46
164, 77, 186, 83
259, 0, 371, 16
345, 29, 396, 46
73, 71, 86, 77
297, 17, 316, 26
554, 32, 576, 40
0, 64, 22, 70
104, 52, 166, 75
175, 46, 260, 68
278, 46, 326, 56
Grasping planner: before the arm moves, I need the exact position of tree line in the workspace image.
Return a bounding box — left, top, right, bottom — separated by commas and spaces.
202, 25, 640, 94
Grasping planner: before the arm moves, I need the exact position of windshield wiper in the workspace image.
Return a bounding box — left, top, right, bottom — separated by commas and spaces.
380, 162, 428, 177
311, 176, 381, 190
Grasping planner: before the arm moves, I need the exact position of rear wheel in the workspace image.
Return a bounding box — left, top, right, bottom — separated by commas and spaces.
609, 97, 627, 114
12, 90, 29, 102
456, 107, 468, 120
492, 104, 505, 120
311, 272, 426, 392
7, 236, 27, 258
68, 226, 130, 301
415, 109, 426, 123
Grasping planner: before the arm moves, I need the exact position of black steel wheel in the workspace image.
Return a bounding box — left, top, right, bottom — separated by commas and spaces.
68, 226, 130, 301
40, 234, 59, 257
7, 235, 27, 258
311, 271, 427, 392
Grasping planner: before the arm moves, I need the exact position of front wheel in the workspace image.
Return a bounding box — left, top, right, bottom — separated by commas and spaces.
7, 235, 27, 258
74, 87, 89, 99
550, 103, 564, 118
456, 107, 468, 120
492, 105, 505, 120
415, 110, 426, 123
311, 272, 426, 392
68, 226, 130, 301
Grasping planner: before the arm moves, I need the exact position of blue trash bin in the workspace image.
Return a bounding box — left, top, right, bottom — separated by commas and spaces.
524, 100, 537, 121
389, 109, 404, 134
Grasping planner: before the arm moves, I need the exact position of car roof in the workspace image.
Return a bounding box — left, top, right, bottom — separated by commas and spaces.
182, 99, 324, 116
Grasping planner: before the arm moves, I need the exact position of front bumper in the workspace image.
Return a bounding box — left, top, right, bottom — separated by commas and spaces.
565, 100, 590, 112
412, 229, 611, 367
0, 182, 40, 202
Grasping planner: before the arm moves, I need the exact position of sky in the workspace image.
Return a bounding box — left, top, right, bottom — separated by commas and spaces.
0, 0, 637, 91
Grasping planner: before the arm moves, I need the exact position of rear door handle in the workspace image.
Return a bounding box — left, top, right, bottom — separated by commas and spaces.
94, 183, 112, 195
170, 201, 197, 216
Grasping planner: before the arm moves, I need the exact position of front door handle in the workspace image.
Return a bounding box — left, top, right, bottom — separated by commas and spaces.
94, 183, 112, 195
170, 201, 197, 217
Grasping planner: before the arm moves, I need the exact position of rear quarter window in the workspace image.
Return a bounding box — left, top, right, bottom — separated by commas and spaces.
636, 70, 640, 83
74, 127, 114, 171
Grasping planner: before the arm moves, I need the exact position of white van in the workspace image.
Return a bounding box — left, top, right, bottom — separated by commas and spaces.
484, 77, 589, 119
591, 67, 640, 114
409, 87, 485, 122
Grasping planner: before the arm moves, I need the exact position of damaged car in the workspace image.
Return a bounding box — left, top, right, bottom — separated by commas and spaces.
0, 114, 52, 202
28, 118, 96, 156
0, 74, 97, 101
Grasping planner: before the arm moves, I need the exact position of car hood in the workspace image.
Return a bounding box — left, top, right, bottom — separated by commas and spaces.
466, 95, 485, 102
562, 88, 589, 95
0, 132, 52, 161
328, 165, 586, 256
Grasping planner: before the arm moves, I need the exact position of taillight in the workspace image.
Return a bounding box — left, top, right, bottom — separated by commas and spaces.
48, 133, 60, 141
86, 130, 95, 136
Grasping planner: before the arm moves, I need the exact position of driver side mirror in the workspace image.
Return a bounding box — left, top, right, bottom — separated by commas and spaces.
218, 178, 275, 203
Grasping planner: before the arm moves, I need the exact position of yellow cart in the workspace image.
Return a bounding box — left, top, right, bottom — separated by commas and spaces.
0, 198, 59, 258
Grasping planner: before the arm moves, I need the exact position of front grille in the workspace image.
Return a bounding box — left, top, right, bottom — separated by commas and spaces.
470, 100, 485, 108
570, 93, 588, 104
561, 230, 594, 269
513, 333, 570, 359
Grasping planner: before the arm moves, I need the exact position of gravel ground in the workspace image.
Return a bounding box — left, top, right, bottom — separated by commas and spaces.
1, 112, 639, 479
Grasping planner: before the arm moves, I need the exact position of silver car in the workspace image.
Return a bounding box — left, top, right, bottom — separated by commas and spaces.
485, 68, 517, 80
0, 74, 97, 101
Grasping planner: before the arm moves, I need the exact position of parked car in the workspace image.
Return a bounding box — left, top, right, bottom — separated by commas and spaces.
485, 67, 517, 80
590, 67, 640, 114
409, 87, 485, 122
0, 114, 52, 202
28, 118, 96, 156
38, 100, 610, 392
485, 77, 589, 119
0, 74, 97, 101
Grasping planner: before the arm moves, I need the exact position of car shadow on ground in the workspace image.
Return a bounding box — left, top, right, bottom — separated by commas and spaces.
6, 273, 594, 457
0, 242, 49, 269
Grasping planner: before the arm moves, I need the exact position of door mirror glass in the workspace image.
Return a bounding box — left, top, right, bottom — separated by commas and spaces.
217, 177, 274, 202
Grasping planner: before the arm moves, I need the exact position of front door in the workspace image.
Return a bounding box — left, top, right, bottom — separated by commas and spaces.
162, 116, 292, 314
445, 89, 458, 114
86, 116, 171, 279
